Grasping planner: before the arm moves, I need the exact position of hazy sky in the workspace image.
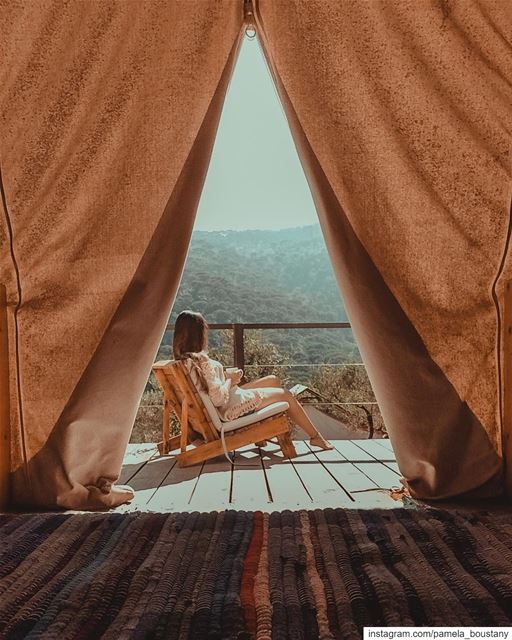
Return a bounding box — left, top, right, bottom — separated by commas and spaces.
195, 37, 317, 231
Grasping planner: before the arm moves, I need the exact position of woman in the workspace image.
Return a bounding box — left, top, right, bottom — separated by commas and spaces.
172, 310, 333, 450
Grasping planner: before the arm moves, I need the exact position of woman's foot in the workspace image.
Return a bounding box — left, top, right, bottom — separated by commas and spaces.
310, 433, 334, 450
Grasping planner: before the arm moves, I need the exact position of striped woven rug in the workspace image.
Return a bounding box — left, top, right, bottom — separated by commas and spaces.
1, 508, 512, 639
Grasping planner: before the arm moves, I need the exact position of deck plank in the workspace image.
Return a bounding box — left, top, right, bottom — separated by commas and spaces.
348, 440, 402, 483
148, 458, 203, 511
188, 456, 232, 512
308, 443, 396, 508
118, 440, 406, 513
230, 445, 271, 511
354, 462, 401, 489
118, 443, 159, 485
372, 438, 394, 453
353, 439, 397, 462
386, 462, 401, 474
289, 441, 354, 507
117, 454, 174, 512
260, 441, 314, 511
332, 440, 375, 462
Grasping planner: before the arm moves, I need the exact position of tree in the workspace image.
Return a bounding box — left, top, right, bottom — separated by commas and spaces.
243, 331, 291, 384
309, 365, 386, 438
208, 329, 291, 383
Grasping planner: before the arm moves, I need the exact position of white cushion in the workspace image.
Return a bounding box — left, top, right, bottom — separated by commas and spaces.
182, 359, 289, 433
216, 401, 290, 433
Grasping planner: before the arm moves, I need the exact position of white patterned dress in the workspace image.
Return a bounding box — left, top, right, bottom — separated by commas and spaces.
187, 351, 263, 422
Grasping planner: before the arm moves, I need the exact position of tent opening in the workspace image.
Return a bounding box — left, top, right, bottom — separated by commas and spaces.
131, 35, 385, 448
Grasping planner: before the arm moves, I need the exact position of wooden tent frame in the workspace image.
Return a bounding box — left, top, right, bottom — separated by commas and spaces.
503, 281, 512, 496
152, 359, 297, 467
0, 285, 10, 509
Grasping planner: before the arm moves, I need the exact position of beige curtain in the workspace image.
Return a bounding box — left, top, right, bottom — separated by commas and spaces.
0, 0, 244, 509
2, 0, 511, 510
254, 0, 512, 499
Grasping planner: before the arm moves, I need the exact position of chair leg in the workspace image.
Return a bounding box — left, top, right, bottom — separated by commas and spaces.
159, 399, 171, 456
255, 440, 267, 447
277, 431, 297, 459
157, 434, 181, 456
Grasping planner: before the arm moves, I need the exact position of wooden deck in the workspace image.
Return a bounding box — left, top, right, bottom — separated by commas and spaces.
117, 438, 407, 512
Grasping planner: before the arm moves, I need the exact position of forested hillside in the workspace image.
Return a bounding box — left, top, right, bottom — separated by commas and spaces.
171, 225, 346, 324
158, 225, 360, 365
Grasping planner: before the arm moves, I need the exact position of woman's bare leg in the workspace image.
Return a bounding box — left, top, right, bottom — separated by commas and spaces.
252, 387, 333, 450
240, 374, 282, 390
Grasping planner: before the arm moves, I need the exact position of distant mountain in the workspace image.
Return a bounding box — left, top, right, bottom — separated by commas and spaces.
171, 225, 347, 323
161, 225, 360, 366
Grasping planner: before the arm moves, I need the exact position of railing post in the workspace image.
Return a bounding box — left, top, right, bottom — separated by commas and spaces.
233, 323, 245, 374
0, 284, 10, 510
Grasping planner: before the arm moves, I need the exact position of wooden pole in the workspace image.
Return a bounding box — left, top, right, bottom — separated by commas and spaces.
503, 280, 512, 497
503, 280, 512, 495
233, 323, 245, 372
0, 284, 10, 509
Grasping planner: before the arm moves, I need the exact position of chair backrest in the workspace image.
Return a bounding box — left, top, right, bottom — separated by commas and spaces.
152, 359, 219, 443
182, 360, 226, 433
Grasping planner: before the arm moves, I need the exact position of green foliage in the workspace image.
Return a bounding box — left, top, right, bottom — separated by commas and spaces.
241, 331, 291, 384
310, 365, 386, 437
170, 226, 347, 325
131, 390, 163, 444
310, 365, 374, 403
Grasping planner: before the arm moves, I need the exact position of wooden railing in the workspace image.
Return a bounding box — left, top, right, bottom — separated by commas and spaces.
165, 321, 352, 372
161, 321, 379, 408
156, 320, 380, 437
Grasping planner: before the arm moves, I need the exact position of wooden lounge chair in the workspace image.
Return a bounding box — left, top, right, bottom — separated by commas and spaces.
152, 359, 297, 467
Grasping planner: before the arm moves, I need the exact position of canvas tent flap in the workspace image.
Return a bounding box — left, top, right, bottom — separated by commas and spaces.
0, 0, 244, 508
1, 0, 511, 509
254, 0, 512, 498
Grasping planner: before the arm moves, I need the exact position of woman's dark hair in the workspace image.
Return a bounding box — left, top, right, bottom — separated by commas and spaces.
173, 310, 209, 360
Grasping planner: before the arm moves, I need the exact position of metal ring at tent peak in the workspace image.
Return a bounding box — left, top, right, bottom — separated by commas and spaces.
243, 0, 257, 39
